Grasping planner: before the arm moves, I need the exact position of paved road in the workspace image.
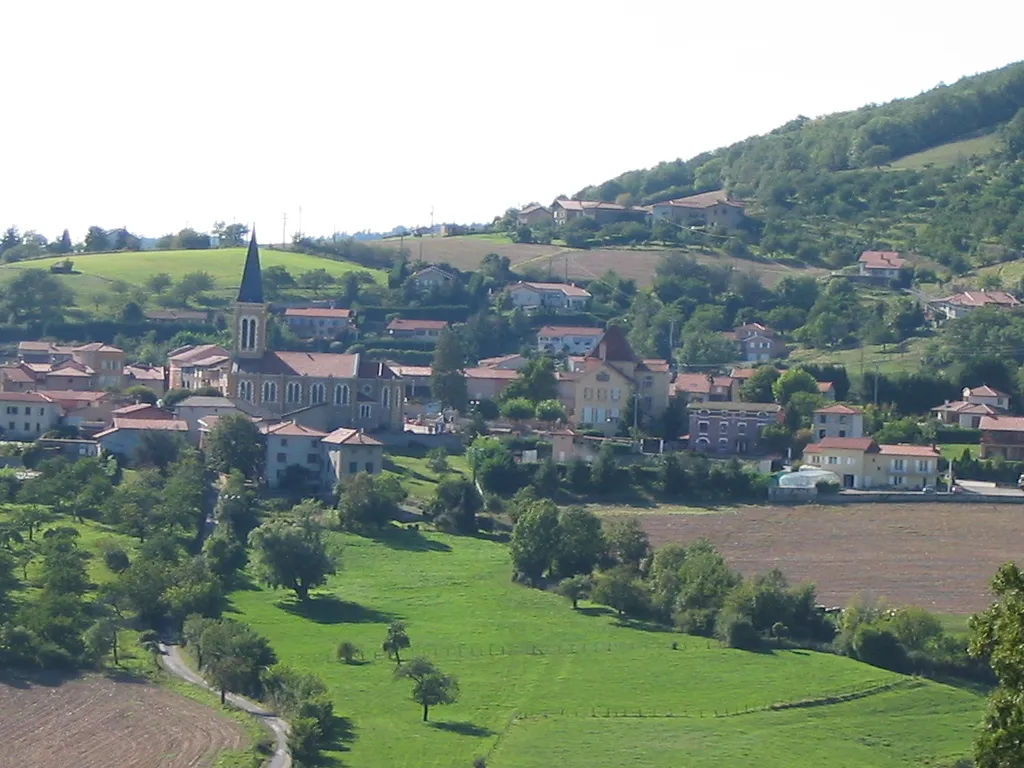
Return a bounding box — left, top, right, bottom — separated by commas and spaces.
159, 640, 291, 767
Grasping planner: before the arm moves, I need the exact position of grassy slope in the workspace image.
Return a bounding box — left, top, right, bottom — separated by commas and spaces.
227, 530, 981, 767
0, 248, 385, 313
383, 451, 471, 502
787, 337, 932, 376
889, 132, 1000, 170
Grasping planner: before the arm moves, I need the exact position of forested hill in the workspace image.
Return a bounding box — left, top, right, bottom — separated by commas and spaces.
576, 60, 1024, 273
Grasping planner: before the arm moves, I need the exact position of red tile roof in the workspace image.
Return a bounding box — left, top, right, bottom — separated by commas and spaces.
730, 368, 757, 380
877, 444, 941, 457
659, 189, 742, 210
803, 437, 877, 452
817, 381, 836, 393
814, 404, 862, 415
0, 392, 54, 403
519, 204, 549, 215
112, 403, 168, 417
465, 367, 519, 380
72, 342, 124, 353
389, 365, 432, 377
35, 390, 110, 403
980, 415, 1024, 433
859, 250, 906, 269
111, 418, 189, 431
263, 420, 328, 438
936, 291, 1019, 308
967, 385, 1008, 398
124, 364, 165, 381
322, 427, 384, 446
284, 307, 353, 319
235, 351, 360, 378
168, 344, 231, 364
642, 359, 671, 373
674, 373, 711, 395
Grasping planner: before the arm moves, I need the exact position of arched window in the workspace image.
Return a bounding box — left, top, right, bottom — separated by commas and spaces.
239, 317, 257, 351
237, 379, 253, 402
381, 387, 391, 408
262, 381, 277, 404
285, 381, 302, 404
334, 383, 350, 405
310, 383, 326, 404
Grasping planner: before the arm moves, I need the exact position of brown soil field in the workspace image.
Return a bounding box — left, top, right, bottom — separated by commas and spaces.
621, 503, 1024, 614
0, 673, 247, 767
369, 237, 825, 287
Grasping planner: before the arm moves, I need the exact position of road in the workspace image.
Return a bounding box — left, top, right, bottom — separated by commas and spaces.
158, 641, 291, 768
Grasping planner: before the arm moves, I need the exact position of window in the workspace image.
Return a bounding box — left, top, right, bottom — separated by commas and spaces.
310, 383, 326, 404
597, 388, 606, 401
838, 430, 846, 437
583, 387, 593, 400
280, 438, 288, 447
349, 461, 358, 474
720, 421, 729, 433
237, 379, 253, 402
891, 475, 905, 486
239, 316, 260, 351
917, 459, 930, 472
277, 453, 287, 463
846, 457, 856, 465
262, 381, 278, 404
698, 421, 709, 434
818, 429, 826, 439
23, 423, 29, 432
5, 407, 17, 415
827, 456, 838, 465
642, 376, 653, 389
737, 422, 746, 434
596, 371, 610, 382
334, 384, 350, 405
365, 462, 374, 473
818, 415, 827, 424
381, 387, 391, 408
7, 422, 12, 430
286, 382, 302, 404
810, 455, 820, 464
360, 404, 372, 418
892, 459, 905, 471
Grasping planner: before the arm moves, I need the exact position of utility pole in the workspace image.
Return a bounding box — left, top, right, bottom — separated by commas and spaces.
282, 213, 288, 247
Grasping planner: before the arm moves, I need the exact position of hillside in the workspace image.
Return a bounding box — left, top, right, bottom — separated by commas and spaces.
575, 60, 1024, 273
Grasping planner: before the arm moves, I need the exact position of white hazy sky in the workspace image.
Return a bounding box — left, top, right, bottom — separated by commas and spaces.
2, 1, 1023, 243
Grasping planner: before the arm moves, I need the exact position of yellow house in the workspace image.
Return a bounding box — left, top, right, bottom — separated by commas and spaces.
802, 437, 939, 490
569, 326, 670, 436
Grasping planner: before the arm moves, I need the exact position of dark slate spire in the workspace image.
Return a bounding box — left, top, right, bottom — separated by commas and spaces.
237, 228, 263, 303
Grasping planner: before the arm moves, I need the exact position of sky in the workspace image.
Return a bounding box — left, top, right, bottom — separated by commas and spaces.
2, 0, 1024, 244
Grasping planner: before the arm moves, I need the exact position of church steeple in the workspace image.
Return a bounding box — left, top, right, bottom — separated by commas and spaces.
237, 229, 264, 303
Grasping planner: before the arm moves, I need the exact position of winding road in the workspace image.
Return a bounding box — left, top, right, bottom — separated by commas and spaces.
158, 641, 291, 768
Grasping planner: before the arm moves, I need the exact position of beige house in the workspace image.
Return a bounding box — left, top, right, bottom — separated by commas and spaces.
812, 404, 864, 441
858, 251, 906, 279
477, 354, 529, 370
71, 343, 126, 390
569, 327, 670, 435
263, 421, 329, 489
802, 438, 939, 490
537, 326, 604, 355
931, 385, 1010, 428
980, 415, 1024, 460
647, 190, 745, 231
387, 318, 448, 343
124, 364, 167, 395
0, 392, 61, 440
507, 281, 592, 310
465, 367, 518, 402
321, 428, 385, 489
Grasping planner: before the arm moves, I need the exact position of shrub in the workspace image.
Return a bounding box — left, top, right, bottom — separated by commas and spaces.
716, 612, 761, 650
426, 447, 449, 474
852, 626, 909, 673
103, 547, 130, 573
815, 479, 841, 495
336, 640, 362, 664
287, 716, 323, 765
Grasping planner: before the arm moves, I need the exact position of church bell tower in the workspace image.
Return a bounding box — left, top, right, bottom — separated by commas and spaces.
233, 230, 268, 359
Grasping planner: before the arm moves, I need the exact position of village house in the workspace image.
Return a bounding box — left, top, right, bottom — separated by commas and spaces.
688, 400, 783, 455
410, 265, 455, 289
979, 415, 1024, 460
929, 290, 1020, 321
387, 318, 449, 343
17, 341, 73, 365
817, 381, 837, 401
646, 190, 745, 231
570, 326, 671, 436
672, 373, 712, 403
167, 344, 231, 391
39, 391, 116, 436
813, 404, 864, 441
321, 427, 385, 489
1, 343, 127, 392
283, 307, 354, 339
124, 364, 167, 395
465, 367, 519, 402
550, 199, 647, 227
803, 438, 939, 490
71, 343, 126, 389
112, 402, 172, 421
537, 326, 604, 355
0, 392, 61, 440
94, 418, 189, 458
507, 281, 592, 310
517, 204, 551, 227
858, 250, 906, 280
263, 421, 328, 489
224, 234, 404, 433
724, 323, 786, 362
931, 385, 1010, 428
173, 395, 239, 443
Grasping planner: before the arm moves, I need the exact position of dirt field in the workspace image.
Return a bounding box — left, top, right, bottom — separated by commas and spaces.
620, 503, 1024, 614
0, 674, 247, 767
369, 237, 825, 287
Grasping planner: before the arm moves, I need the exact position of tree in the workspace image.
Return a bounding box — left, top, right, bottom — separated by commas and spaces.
534, 399, 567, 424
395, 657, 459, 722
337, 473, 404, 532
84, 226, 110, 252
428, 476, 481, 534
213, 222, 249, 247
57, 229, 72, 254
134, 429, 185, 470
509, 500, 560, 584
426, 447, 449, 474
553, 506, 605, 577
739, 366, 780, 403
431, 327, 468, 410
248, 509, 337, 602
678, 330, 737, 367
8, 504, 53, 541
288, 717, 323, 765
177, 229, 212, 250
502, 356, 557, 404
262, 265, 295, 297
556, 574, 593, 609
532, 457, 560, 496
590, 566, 648, 617
182, 614, 218, 669
3, 269, 74, 324
146, 273, 173, 294
207, 413, 265, 479
589, 443, 617, 492
123, 385, 159, 405
467, 436, 520, 494
84, 618, 119, 665
199, 620, 277, 704
175, 270, 215, 302
605, 518, 650, 571
500, 397, 535, 424
383, 621, 411, 666
772, 368, 819, 405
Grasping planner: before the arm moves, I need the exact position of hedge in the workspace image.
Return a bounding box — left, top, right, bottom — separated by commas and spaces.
0, 320, 218, 344
935, 427, 981, 444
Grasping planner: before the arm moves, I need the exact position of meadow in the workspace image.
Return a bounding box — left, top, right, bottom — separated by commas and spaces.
787, 337, 932, 376
0, 247, 385, 314
889, 132, 1000, 170
227, 528, 984, 767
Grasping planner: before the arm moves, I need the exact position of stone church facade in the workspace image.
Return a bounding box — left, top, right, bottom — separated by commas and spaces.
224, 235, 404, 433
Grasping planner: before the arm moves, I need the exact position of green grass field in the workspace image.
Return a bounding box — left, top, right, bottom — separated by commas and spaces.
788, 338, 932, 376
383, 450, 471, 501
227, 529, 984, 767
940, 443, 980, 461
889, 132, 1000, 170
0, 248, 385, 316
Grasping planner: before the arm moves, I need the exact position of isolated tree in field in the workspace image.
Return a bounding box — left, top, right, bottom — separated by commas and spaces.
509, 499, 560, 584
428, 475, 481, 534
553, 506, 605, 577
336, 639, 362, 664
384, 621, 411, 666
395, 657, 459, 722
57, 228, 72, 254
199, 619, 277, 704
84, 617, 119, 665
7, 504, 52, 541
969, 562, 1024, 766
605, 517, 651, 572
431, 326, 468, 411
557, 574, 593, 609
207, 413, 266, 479
248, 509, 337, 602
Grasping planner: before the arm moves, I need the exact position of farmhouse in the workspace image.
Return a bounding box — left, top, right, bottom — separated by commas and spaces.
410, 265, 455, 289
931, 384, 1010, 428
979, 414, 1024, 460
647, 190, 745, 231
387, 318, 449, 343
929, 290, 1020, 320
123, 364, 166, 394
688, 400, 782, 455
507, 281, 592, 310
803, 437, 939, 490
858, 250, 906, 279
550, 199, 647, 226
812, 404, 864, 441
724, 323, 786, 362
283, 307, 353, 338
321, 427, 385, 488
465, 367, 519, 402
517, 204, 551, 226
536, 326, 604, 355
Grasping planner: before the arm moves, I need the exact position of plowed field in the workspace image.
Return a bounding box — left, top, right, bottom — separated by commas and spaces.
619, 503, 1024, 613
0, 674, 246, 767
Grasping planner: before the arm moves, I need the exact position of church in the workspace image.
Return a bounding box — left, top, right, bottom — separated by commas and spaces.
224, 234, 404, 433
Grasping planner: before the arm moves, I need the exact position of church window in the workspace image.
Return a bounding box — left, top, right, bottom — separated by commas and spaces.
334, 384, 350, 405
310, 383, 326, 404
239, 316, 259, 352
262, 381, 277, 403
360, 404, 372, 419
237, 379, 253, 402
381, 387, 391, 408
286, 382, 302, 404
